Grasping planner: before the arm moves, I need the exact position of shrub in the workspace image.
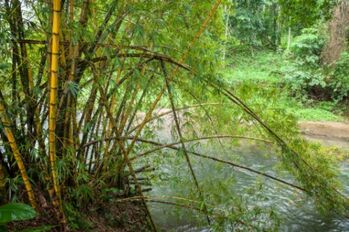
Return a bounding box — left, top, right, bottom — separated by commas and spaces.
290, 28, 324, 67
283, 27, 349, 102
283, 28, 327, 97
331, 52, 349, 101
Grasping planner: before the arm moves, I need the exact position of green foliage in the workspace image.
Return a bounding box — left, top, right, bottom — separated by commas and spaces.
223, 50, 343, 122
228, 0, 280, 49
66, 81, 80, 97
278, 0, 336, 30
280, 139, 346, 214
283, 28, 324, 92
283, 27, 349, 102
212, 190, 280, 231
223, 50, 285, 82
0, 203, 42, 231
282, 28, 326, 95
64, 203, 92, 230
148, 69, 346, 230
229, 83, 347, 215
286, 107, 343, 121
0, 0, 347, 231
330, 52, 349, 101
0, 203, 36, 224
290, 28, 325, 66
219, 48, 347, 216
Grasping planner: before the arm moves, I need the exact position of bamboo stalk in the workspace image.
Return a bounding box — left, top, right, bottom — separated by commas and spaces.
0, 100, 37, 209
48, 0, 65, 222
90, 68, 158, 231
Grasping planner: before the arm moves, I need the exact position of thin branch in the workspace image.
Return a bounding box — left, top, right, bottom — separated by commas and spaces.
81, 135, 271, 149
129, 137, 305, 192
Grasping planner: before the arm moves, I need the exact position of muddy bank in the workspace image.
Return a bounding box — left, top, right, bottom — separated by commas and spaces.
299, 121, 349, 149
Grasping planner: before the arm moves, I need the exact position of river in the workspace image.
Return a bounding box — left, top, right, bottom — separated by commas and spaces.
148, 141, 349, 231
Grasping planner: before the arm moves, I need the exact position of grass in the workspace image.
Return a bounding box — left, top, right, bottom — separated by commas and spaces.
287, 107, 343, 121
221, 50, 345, 122
223, 51, 285, 83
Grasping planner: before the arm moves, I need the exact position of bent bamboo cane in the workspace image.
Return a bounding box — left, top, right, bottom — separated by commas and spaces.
0, 101, 37, 209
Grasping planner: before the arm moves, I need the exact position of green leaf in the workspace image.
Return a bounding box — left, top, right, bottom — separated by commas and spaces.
66, 81, 79, 97
0, 203, 36, 224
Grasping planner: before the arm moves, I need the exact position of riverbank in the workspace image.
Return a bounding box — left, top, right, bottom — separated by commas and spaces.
300, 121, 349, 150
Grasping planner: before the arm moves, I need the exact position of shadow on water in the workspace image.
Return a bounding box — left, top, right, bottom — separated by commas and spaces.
148, 142, 349, 231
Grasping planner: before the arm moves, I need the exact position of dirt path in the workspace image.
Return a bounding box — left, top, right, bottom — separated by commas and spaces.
299, 121, 349, 149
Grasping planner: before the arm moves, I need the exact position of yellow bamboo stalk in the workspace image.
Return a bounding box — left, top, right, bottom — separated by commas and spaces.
49, 0, 63, 212
0, 101, 37, 209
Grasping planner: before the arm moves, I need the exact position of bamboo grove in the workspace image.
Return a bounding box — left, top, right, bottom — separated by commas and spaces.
0, 0, 348, 230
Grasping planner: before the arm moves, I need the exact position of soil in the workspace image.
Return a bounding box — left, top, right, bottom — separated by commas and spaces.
8, 200, 151, 232
85, 200, 152, 232
299, 121, 349, 149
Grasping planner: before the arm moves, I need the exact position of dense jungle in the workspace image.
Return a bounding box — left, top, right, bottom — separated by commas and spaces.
1, 0, 349, 231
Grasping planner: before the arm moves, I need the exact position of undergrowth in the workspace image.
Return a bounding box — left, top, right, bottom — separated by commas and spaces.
222, 50, 345, 122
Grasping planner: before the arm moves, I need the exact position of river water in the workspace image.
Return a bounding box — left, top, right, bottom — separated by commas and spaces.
148, 142, 349, 231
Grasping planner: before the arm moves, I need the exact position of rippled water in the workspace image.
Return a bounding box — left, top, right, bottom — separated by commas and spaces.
149, 143, 349, 231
